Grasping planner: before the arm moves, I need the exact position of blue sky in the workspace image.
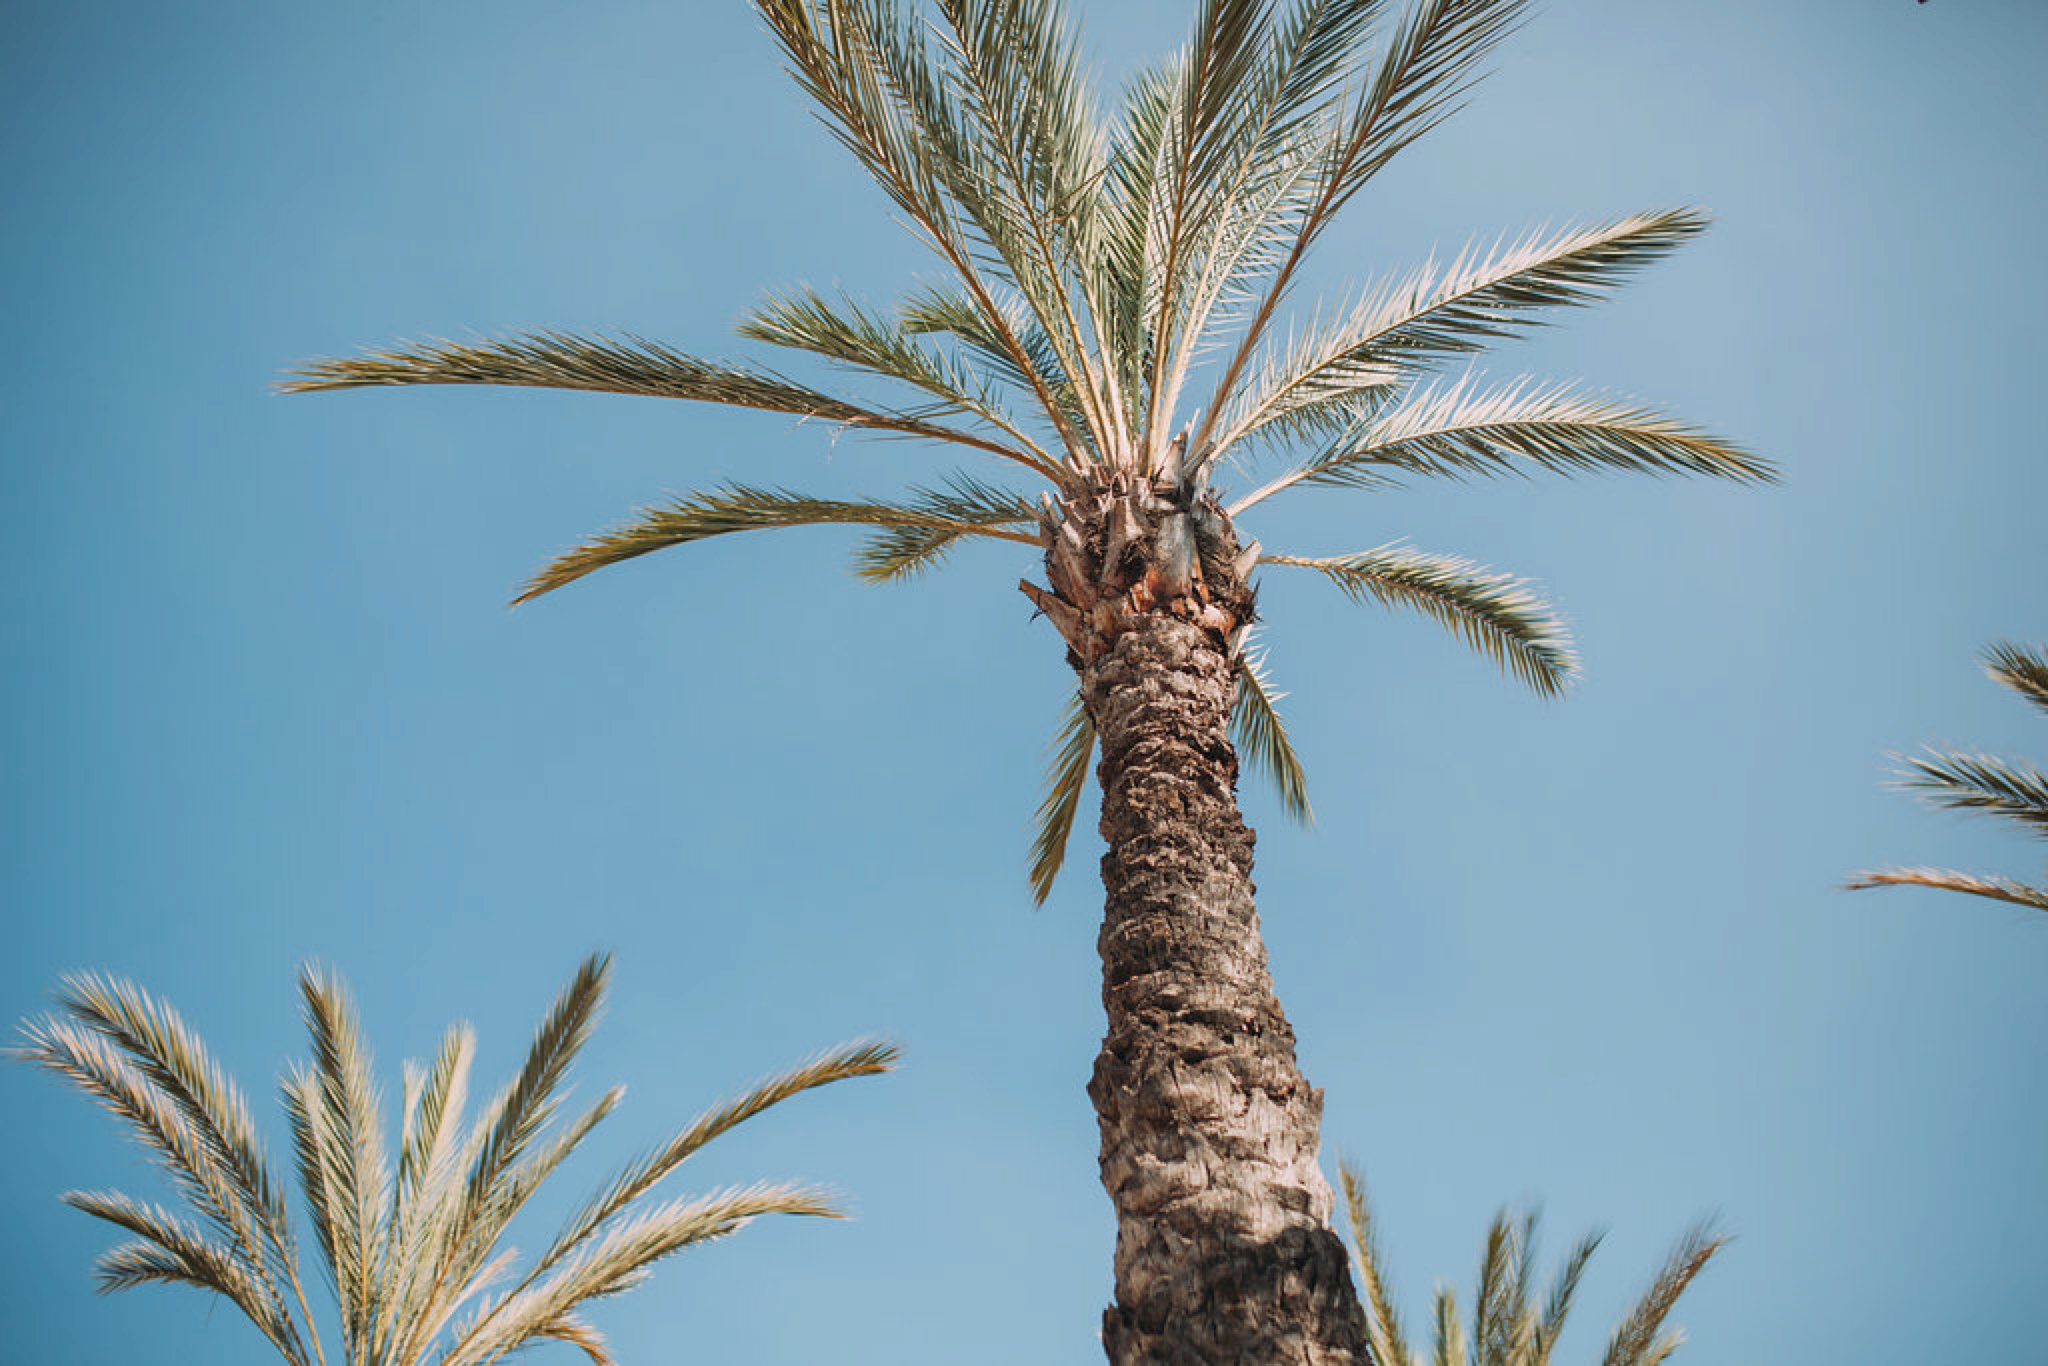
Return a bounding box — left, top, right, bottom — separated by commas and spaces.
4, 2, 2044, 1362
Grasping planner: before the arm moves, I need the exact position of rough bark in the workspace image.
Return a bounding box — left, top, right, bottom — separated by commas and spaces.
1025, 472, 1370, 1364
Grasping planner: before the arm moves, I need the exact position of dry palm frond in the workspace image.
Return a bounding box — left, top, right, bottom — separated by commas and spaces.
1844, 866, 2048, 914
1985, 642, 2048, 719
16, 956, 894, 1366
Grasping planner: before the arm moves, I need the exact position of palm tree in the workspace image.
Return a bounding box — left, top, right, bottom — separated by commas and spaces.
14, 954, 895, 1366
1340, 1163, 1723, 1366
1848, 641, 2048, 915
285, 1, 1766, 1356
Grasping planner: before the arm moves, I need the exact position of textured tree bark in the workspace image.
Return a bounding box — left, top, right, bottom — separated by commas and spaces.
1021, 473, 1369, 1362
1081, 616, 1370, 1364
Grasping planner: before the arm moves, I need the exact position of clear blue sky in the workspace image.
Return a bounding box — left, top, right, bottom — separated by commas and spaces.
5, 3, 2044, 1362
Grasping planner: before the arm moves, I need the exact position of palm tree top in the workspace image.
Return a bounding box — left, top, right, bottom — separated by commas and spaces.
284, 0, 1769, 899
15, 954, 897, 1366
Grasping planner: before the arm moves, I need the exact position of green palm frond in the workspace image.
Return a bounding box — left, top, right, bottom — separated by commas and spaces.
1233, 641, 1313, 823
1193, 0, 1530, 450
1985, 642, 2048, 718
1845, 867, 2048, 914
1263, 546, 1576, 696
1342, 1162, 1720, 1366
1029, 689, 1097, 906
513, 483, 1040, 604
1214, 209, 1712, 455
282, 331, 1052, 475
18, 957, 893, 1366
1892, 748, 2048, 839
1233, 377, 1768, 511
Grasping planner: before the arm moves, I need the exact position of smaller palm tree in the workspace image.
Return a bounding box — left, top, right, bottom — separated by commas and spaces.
14, 954, 895, 1366
1339, 1162, 1723, 1366
1848, 641, 2048, 915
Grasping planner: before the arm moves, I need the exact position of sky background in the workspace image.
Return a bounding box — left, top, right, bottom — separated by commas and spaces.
4, 2, 2045, 1362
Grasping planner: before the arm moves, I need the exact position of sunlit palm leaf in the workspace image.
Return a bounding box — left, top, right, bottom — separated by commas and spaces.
516, 483, 1039, 603
1216, 209, 1712, 454
1233, 377, 1768, 511
1029, 689, 1096, 906
1600, 1222, 1723, 1366
1985, 642, 2048, 718
1845, 867, 2048, 915
1233, 642, 1313, 823
1263, 546, 1576, 696
1893, 748, 2048, 839
297, 967, 391, 1357
1339, 1161, 1415, 1366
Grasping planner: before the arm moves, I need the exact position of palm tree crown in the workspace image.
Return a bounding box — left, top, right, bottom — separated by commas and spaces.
285, 1, 1763, 1356
15, 955, 895, 1366
1340, 1163, 1723, 1366
285, 0, 1768, 902
1849, 641, 2048, 914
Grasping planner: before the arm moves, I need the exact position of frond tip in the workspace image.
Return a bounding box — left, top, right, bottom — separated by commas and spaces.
1028, 689, 1096, 906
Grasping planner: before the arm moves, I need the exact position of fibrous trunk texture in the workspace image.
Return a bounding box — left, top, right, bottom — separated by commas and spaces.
1024, 469, 1369, 1364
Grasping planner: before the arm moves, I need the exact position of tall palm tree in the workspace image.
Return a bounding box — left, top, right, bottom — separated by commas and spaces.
286, 1, 1766, 1356
15, 954, 894, 1366
1848, 641, 2048, 915
1340, 1163, 1723, 1366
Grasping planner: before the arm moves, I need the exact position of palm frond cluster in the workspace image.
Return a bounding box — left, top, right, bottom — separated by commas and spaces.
1341, 1163, 1722, 1366
287, 0, 1767, 900
1849, 642, 2048, 914
14, 955, 895, 1366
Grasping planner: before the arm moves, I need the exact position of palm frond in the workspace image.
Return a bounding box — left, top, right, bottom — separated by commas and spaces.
1339, 1161, 1414, 1366
1193, 0, 1530, 451
1893, 748, 2048, 839
1533, 1227, 1605, 1365
1434, 1285, 1467, 1366
297, 966, 391, 1358
1844, 866, 2048, 915
1028, 689, 1096, 906
441, 1185, 840, 1366
513, 482, 1040, 603
64, 1190, 299, 1354
531, 1041, 899, 1281
1984, 642, 2048, 718
1232, 377, 1768, 511
739, 285, 1059, 464
1233, 641, 1313, 823
752, 0, 1103, 461
464, 956, 610, 1213
1263, 546, 1576, 696
1600, 1221, 1722, 1366
283, 330, 1053, 472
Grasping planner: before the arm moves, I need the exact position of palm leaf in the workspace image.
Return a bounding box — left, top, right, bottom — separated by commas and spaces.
1263, 546, 1576, 696
530, 1041, 899, 1280
282, 331, 1050, 473
1028, 689, 1096, 906
1984, 641, 2048, 719
1844, 866, 2048, 915
1599, 1221, 1723, 1366
1339, 1161, 1414, 1366
297, 966, 391, 1357
514, 482, 1039, 603
1233, 641, 1313, 823
1891, 748, 2048, 840
1232, 377, 1768, 511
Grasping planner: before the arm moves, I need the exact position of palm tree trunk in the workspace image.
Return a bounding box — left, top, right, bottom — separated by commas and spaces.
1081, 612, 1370, 1364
